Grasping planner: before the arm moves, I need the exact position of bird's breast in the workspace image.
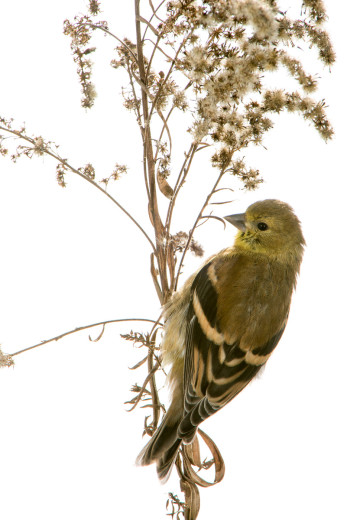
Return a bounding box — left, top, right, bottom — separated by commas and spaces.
216, 254, 295, 348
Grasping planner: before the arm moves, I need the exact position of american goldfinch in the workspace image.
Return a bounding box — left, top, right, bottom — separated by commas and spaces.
137, 199, 305, 481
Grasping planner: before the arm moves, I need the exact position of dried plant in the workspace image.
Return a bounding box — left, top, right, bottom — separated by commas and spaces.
0, 1, 334, 518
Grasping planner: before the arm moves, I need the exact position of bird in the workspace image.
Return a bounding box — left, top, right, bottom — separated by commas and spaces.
136, 199, 305, 481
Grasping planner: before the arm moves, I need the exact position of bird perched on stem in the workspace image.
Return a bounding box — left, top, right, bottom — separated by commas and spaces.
137, 199, 305, 481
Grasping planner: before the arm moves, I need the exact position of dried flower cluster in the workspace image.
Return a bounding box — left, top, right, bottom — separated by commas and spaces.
63, 14, 108, 108
100, 163, 128, 186
88, 0, 101, 16
0, 117, 109, 191
79, 163, 96, 179
0, 346, 14, 368
0, 134, 8, 157
58, 0, 335, 202
163, 1, 333, 166
56, 162, 68, 187
0, 117, 54, 162
101, 0, 334, 198
171, 231, 204, 257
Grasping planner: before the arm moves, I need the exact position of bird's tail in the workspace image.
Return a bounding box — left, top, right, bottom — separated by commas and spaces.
156, 438, 182, 481
136, 403, 183, 482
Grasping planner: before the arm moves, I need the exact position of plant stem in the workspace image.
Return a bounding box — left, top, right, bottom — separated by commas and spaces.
174, 168, 226, 290
10, 318, 163, 357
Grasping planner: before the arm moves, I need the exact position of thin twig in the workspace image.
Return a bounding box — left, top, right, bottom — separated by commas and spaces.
136, 15, 159, 36
126, 62, 143, 129
148, 312, 164, 340
126, 360, 160, 411
196, 214, 226, 229
151, 252, 164, 304
10, 318, 163, 357
153, 79, 193, 164
125, 61, 151, 200
165, 143, 197, 233
157, 106, 173, 155
153, 106, 174, 163
147, 30, 193, 129
147, 348, 161, 428
141, 0, 167, 47
146, 33, 163, 84
148, 0, 166, 24
174, 168, 227, 290
164, 143, 198, 293
0, 125, 156, 251
84, 23, 139, 64
145, 38, 175, 62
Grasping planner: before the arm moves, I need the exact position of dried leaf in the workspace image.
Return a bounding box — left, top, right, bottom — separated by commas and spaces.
88, 323, 105, 342
197, 214, 226, 230
180, 478, 200, 520
129, 355, 148, 370
157, 172, 174, 199
197, 428, 225, 484
184, 437, 201, 468
209, 200, 234, 205
181, 429, 225, 488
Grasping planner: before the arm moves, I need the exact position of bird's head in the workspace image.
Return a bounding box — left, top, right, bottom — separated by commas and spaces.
224, 199, 305, 262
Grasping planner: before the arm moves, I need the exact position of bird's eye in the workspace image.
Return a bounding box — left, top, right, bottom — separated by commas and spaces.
257, 222, 268, 231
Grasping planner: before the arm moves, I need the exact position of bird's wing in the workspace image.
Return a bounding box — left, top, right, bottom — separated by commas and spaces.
182, 261, 218, 396
178, 258, 286, 442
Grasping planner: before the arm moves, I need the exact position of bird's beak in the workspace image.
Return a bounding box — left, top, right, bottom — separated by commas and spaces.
224, 213, 247, 232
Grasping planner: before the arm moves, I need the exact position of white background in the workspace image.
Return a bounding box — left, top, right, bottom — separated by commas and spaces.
0, 1, 346, 519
